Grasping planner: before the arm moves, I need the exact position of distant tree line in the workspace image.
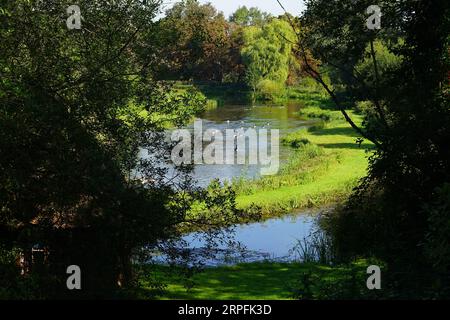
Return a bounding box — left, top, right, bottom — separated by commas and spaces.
153, 0, 303, 100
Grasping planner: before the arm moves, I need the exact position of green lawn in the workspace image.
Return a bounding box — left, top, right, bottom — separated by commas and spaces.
138, 260, 379, 300
145, 263, 302, 300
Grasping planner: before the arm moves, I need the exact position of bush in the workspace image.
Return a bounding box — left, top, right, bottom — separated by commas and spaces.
321, 180, 450, 298
355, 101, 374, 114
299, 107, 343, 122
281, 129, 311, 148
0, 246, 60, 299
423, 184, 450, 297
307, 121, 328, 132
292, 259, 387, 300
256, 79, 285, 102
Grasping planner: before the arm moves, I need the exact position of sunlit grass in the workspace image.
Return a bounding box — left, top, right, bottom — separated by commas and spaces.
141, 263, 305, 300
139, 260, 379, 300
235, 99, 374, 216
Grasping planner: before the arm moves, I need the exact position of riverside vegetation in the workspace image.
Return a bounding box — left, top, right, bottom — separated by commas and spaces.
146, 86, 376, 300
234, 88, 373, 218
1, 0, 448, 300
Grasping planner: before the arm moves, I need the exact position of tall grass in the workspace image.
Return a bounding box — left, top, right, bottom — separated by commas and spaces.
291, 220, 335, 265
233, 143, 327, 196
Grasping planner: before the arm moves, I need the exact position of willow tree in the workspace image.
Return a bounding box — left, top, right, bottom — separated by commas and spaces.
241, 18, 296, 101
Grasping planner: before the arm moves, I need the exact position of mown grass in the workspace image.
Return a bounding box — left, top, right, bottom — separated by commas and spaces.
141, 263, 302, 300
137, 260, 382, 300
234, 90, 374, 217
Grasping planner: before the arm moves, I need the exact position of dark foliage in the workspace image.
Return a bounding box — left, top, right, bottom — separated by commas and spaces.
0, 0, 241, 299
301, 0, 450, 298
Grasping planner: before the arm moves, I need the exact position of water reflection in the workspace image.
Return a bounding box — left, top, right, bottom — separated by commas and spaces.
155, 213, 316, 267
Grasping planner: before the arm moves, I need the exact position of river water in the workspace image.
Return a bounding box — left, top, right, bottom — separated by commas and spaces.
188, 102, 315, 186
159, 102, 320, 265
182, 213, 317, 266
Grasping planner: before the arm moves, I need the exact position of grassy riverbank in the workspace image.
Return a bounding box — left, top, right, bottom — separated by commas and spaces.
234, 89, 373, 217
137, 260, 380, 300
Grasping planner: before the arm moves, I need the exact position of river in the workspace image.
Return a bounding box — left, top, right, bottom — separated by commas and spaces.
158, 102, 320, 265
190, 102, 315, 186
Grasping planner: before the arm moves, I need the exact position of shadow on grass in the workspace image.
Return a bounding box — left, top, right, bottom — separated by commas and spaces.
309, 126, 375, 151
318, 142, 374, 150
141, 263, 307, 300
310, 126, 360, 138
137, 260, 379, 300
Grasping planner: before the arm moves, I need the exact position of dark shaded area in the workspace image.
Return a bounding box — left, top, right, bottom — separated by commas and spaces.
302, 0, 450, 298
311, 127, 360, 138
317, 143, 373, 150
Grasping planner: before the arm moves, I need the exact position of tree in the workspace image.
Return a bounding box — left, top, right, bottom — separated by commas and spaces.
229, 6, 270, 27
0, 0, 240, 298
156, 0, 241, 82
293, 0, 450, 296
241, 19, 296, 100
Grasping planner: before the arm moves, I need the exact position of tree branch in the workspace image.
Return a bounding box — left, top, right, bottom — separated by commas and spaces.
369, 39, 389, 127
277, 0, 382, 148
